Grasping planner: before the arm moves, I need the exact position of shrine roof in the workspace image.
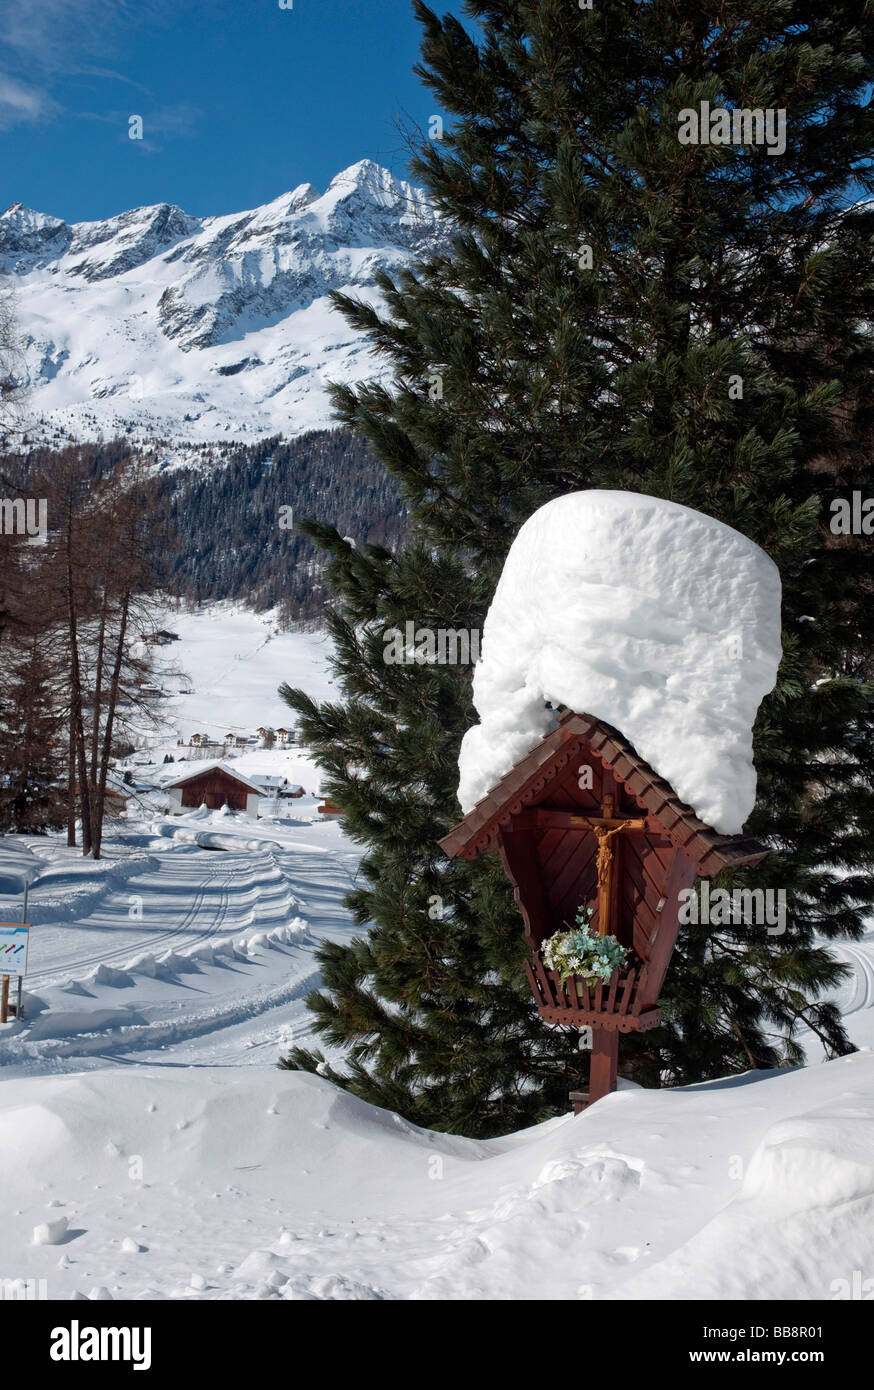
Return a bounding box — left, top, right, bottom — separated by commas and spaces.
439, 711, 768, 876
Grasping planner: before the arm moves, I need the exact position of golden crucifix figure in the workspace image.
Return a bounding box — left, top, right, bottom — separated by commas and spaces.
579, 794, 646, 937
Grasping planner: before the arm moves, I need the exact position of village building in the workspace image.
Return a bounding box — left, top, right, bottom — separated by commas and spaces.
73, 774, 131, 815
164, 763, 264, 818
186, 733, 225, 759
250, 774, 287, 794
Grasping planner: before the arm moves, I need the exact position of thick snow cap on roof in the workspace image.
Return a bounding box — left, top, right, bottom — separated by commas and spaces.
164, 761, 264, 795
457, 491, 782, 834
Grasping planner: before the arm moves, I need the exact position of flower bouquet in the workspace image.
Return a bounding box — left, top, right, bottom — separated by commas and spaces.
541, 905, 628, 998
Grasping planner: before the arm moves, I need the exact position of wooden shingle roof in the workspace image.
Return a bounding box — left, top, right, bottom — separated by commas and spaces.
439, 711, 767, 877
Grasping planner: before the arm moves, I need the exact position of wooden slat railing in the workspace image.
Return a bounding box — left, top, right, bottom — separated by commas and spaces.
528, 957, 644, 1018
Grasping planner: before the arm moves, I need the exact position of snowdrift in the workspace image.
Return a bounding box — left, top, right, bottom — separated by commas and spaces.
0, 1052, 870, 1301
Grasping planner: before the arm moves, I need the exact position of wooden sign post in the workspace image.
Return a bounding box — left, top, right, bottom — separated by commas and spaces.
440, 711, 768, 1112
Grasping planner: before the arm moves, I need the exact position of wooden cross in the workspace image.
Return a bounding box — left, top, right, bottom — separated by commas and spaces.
576, 794, 646, 937
515, 795, 649, 937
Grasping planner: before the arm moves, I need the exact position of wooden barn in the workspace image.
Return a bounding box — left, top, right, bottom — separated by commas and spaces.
73, 778, 130, 815
165, 762, 263, 818
440, 710, 767, 1107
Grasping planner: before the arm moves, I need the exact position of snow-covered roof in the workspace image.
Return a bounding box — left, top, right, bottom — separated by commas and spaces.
163, 762, 265, 795
443, 711, 767, 876
458, 490, 782, 834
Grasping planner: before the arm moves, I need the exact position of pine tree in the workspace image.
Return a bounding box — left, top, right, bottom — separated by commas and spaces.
281, 0, 874, 1134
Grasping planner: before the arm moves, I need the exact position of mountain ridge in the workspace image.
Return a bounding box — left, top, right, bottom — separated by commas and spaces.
1, 160, 443, 443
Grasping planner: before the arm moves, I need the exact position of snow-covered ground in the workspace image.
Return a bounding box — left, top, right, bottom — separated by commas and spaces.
1, 1049, 872, 1301
0, 813, 359, 1077
1, 604, 873, 1300
138, 602, 338, 744
0, 606, 357, 1083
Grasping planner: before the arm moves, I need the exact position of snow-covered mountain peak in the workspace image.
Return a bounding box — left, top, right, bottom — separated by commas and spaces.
279, 183, 321, 215
326, 158, 409, 201
320, 159, 435, 230
2, 201, 63, 231
65, 203, 204, 281
3, 162, 446, 443
1, 203, 72, 270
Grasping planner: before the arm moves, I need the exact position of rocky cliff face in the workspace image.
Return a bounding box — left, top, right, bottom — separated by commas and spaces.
1, 161, 443, 442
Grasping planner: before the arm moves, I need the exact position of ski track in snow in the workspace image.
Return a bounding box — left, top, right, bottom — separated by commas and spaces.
831, 940, 874, 1016
4, 825, 874, 1077
0, 829, 361, 1077
23, 857, 240, 988
0, 570, 872, 1303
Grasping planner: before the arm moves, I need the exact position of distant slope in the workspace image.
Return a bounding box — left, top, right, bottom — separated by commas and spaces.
153, 429, 406, 621
143, 603, 339, 744
13, 428, 405, 622
1, 161, 444, 443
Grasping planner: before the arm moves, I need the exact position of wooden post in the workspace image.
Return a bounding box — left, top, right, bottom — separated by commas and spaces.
569, 1027, 620, 1114
18, 882, 27, 1020
569, 1090, 589, 1116
0, 974, 9, 1025
589, 1027, 619, 1102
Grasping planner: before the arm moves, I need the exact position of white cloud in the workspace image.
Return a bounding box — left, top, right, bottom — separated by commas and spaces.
0, 0, 171, 129
0, 73, 58, 128
0, 0, 184, 88
0, 2, 140, 70
0, 0, 208, 131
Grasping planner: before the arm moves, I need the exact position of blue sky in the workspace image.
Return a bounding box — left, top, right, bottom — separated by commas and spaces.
0, 0, 440, 223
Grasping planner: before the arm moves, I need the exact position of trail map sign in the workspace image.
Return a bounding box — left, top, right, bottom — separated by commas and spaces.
0, 923, 30, 977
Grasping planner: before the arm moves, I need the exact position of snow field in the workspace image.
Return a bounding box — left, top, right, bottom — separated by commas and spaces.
1, 605, 872, 1302
0, 820, 359, 1075
0, 1055, 872, 1300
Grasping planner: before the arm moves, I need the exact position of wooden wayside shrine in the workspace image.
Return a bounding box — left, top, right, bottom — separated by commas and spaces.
439, 711, 767, 1111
